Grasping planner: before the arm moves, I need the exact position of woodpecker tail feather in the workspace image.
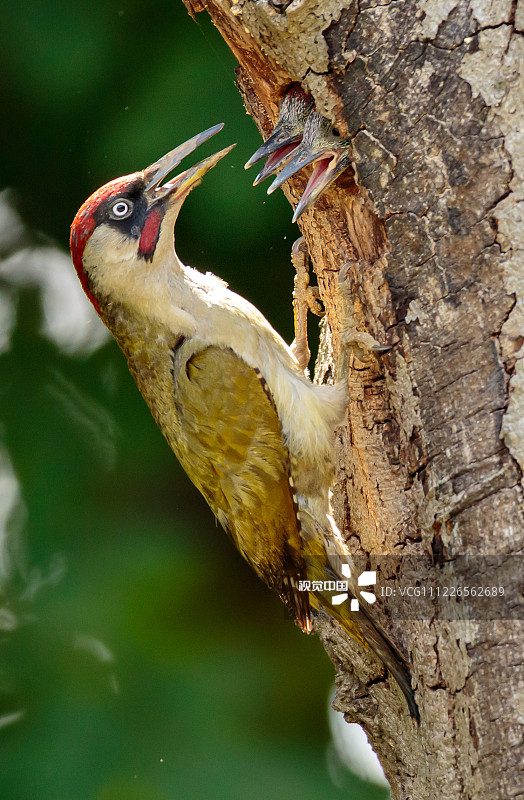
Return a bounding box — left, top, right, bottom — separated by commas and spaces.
316, 594, 419, 722
299, 505, 419, 721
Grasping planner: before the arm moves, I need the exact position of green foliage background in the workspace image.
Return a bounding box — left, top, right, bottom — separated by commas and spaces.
0, 2, 387, 798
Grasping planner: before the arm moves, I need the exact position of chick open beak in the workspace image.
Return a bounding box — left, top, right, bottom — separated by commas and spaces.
289, 147, 353, 222
266, 112, 353, 222
244, 87, 314, 183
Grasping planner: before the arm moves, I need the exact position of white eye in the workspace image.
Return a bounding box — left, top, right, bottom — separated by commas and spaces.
110, 199, 133, 219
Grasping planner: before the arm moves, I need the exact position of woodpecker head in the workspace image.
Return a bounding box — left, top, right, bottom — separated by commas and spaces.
70, 124, 235, 315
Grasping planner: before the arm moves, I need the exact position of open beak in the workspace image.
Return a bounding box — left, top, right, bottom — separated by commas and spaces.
251, 140, 300, 186
143, 123, 236, 203
266, 112, 353, 222
244, 86, 314, 182
244, 127, 301, 173
289, 147, 353, 222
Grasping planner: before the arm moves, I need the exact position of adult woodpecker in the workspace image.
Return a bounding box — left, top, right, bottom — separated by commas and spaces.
245, 86, 353, 221
70, 124, 418, 721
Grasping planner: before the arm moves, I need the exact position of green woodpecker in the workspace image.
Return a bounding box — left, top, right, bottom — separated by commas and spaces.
245, 87, 353, 221
70, 124, 418, 720
244, 85, 314, 186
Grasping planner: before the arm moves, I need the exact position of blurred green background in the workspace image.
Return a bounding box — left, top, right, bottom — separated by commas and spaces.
0, 2, 388, 798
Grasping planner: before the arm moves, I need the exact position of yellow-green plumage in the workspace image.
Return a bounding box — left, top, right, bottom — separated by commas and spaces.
109, 308, 310, 629
107, 306, 416, 716
71, 133, 418, 720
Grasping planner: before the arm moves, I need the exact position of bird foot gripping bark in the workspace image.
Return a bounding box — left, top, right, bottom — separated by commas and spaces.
290, 236, 324, 374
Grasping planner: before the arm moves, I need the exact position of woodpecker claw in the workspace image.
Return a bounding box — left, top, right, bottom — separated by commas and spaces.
244, 86, 313, 179
290, 237, 324, 375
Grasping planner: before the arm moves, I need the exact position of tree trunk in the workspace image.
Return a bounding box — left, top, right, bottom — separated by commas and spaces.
182, 1, 524, 797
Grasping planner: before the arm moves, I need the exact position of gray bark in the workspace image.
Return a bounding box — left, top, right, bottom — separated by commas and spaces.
183, 1, 524, 797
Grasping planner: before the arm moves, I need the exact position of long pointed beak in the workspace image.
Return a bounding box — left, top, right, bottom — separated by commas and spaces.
244, 86, 314, 173
290, 147, 353, 222
158, 144, 236, 202
143, 124, 235, 203
265, 112, 352, 221
266, 140, 322, 196
244, 127, 302, 172
252, 141, 300, 186
266, 112, 332, 195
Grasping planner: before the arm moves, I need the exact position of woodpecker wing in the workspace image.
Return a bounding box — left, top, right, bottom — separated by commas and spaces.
170, 343, 311, 631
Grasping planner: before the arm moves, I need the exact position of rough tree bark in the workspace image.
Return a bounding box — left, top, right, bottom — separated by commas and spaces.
182, 1, 524, 798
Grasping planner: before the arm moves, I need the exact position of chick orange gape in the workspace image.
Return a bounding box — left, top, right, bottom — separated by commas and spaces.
70, 123, 418, 721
